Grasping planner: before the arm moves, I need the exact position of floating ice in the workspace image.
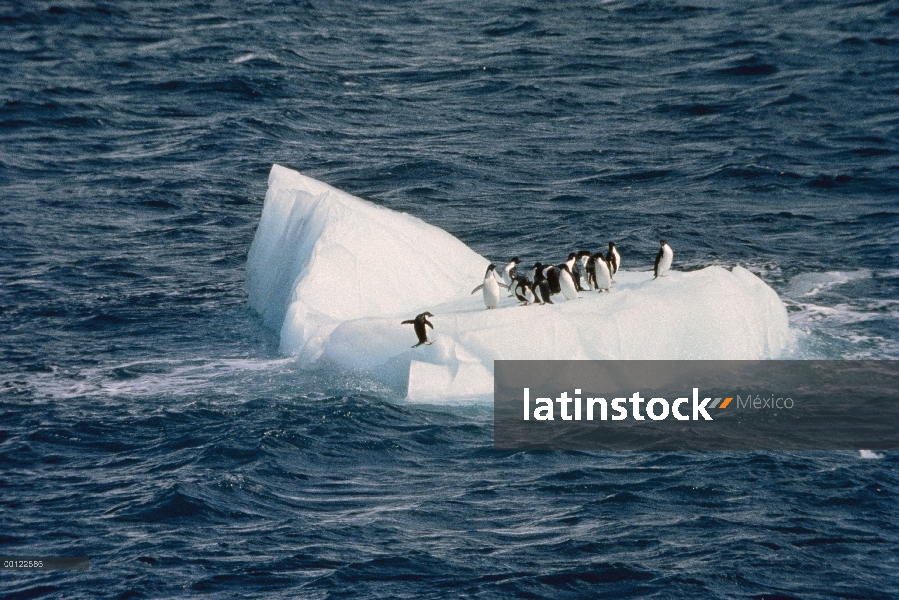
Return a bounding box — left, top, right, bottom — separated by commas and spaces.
247, 165, 791, 400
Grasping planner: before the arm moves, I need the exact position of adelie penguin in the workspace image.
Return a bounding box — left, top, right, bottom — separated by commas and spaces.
557, 263, 580, 301
606, 242, 620, 283
501, 257, 520, 292
471, 264, 508, 309
510, 276, 535, 305
577, 251, 593, 290
401, 312, 434, 348
584, 252, 598, 290
593, 252, 612, 292
654, 240, 673, 279
543, 264, 562, 295
531, 263, 553, 305
565, 253, 584, 292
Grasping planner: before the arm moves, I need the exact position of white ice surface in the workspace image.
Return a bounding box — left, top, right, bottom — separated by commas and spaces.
247, 165, 791, 400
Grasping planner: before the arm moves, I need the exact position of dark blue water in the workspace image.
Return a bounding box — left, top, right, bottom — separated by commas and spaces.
2, 0, 898, 597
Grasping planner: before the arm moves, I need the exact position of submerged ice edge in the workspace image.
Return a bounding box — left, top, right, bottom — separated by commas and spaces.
246, 165, 791, 399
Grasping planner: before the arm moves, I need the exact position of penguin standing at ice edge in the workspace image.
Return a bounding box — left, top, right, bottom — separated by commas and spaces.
593, 251, 612, 292
606, 242, 620, 283
501, 257, 520, 291
543, 264, 562, 296
565, 253, 584, 292
557, 263, 580, 300
531, 263, 553, 305
577, 251, 592, 290
471, 264, 508, 309
654, 240, 673, 279
401, 312, 434, 348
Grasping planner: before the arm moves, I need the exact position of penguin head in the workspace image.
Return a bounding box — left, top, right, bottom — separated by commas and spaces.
421, 312, 433, 318
485, 264, 497, 276
511, 257, 520, 264
567, 252, 577, 261
609, 242, 616, 249
577, 250, 591, 259
659, 240, 667, 246
561, 263, 572, 274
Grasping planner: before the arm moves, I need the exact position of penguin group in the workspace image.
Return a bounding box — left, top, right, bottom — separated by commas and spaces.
404, 241, 674, 345
472, 240, 673, 309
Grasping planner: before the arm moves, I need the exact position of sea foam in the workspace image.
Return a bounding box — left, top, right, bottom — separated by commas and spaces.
247, 165, 791, 399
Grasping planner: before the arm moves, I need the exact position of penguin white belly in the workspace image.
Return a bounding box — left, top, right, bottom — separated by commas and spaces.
612, 249, 621, 274
595, 259, 612, 290
658, 246, 673, 277
560, 270, 579, 300
483, 277, 501, 308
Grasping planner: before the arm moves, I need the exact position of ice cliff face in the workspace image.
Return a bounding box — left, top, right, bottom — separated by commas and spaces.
247, 164, 790, 399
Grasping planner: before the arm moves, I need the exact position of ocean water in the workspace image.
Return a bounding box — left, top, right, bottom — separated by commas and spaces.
1, 0, 898, 598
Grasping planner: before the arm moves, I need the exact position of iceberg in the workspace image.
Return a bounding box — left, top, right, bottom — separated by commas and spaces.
246, 165, 791, 400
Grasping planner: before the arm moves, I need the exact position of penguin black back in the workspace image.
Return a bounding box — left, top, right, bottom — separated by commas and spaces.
512, 275, 533, 304
531, 263, 553, 304
401, 311, 434, 347
545, 265, 562, 294
606, 242, 619, 275
585, 252, 598, 289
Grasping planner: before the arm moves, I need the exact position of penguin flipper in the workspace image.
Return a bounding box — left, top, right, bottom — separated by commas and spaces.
498, 283, 510, 290
401, 320, 414, 325
425, 321, 434, 329
471, 284, 484, 294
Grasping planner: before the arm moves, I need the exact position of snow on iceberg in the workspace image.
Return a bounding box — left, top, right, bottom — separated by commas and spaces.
246, 164, 791, 400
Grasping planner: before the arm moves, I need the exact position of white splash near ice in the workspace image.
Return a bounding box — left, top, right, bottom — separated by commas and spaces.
859, 450, 884, 459
246, 164, 791, 400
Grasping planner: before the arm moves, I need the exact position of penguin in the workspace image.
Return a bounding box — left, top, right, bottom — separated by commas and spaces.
557, 263, 580, 300
501, 257, 521, 290
577, 251, 593, 290
510, 275, 535, 305
543, 265, 562, 295
593, 252, 612, 292
654, 240, 673, 279
471, 263, 507, 309
606, 242, 620, 283
565, 253, 584, 292
401, 312, 434, 348
531, 263, 554, 305
585, 253, 598, 290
